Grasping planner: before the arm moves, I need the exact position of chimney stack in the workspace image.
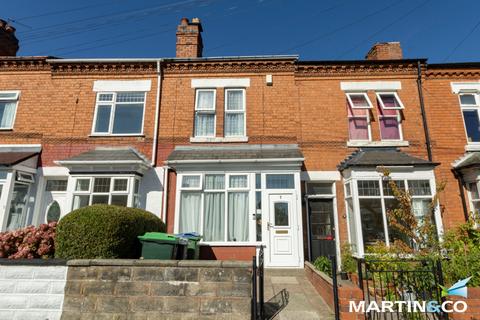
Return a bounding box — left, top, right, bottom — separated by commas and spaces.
365, 42, 402, 60
176, 17, 203, 58
0, 19, 19, 56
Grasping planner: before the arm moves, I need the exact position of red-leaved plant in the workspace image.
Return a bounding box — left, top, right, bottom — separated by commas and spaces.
0, 222, 57, 259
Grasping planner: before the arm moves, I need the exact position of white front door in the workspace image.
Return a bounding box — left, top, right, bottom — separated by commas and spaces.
266, 193, 300, 267
40, 179, 68, 224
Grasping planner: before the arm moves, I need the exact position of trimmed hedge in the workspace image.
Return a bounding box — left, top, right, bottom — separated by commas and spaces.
55, 205, 166, 259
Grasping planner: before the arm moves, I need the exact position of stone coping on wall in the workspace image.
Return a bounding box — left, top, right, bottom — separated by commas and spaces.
0, 258, 67, 266
67, 259, 252, 268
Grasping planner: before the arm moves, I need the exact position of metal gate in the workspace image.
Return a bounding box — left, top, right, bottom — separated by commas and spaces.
356, 259, 448, 320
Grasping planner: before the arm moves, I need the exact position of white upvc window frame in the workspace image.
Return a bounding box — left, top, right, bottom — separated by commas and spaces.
71, 175, 137, 210
0, 90, 20, 130
376, 92, 405, 110
180, 174, 203, 190
224, 88, 246, 138
194, 89, 216, 138
227, 173, 249, 190
376, 91, 404, 142
344, 170, 438, 257
91, 91, 146, 136
346, 92, 373, 109
458, 92, 480, 145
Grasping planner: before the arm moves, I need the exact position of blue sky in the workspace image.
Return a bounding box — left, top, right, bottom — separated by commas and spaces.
3, 0, 479, 62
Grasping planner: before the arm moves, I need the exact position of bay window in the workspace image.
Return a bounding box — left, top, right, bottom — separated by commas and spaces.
0, 91, 20, 130
459, 93, 480, 143
92, 92, 146, 135
72, 176, 140, 210
224, 89, 246, 137
178, 173, 250, 242
346, 175, 436, 255
194, 89, 216, 137
467, 182, 480, 219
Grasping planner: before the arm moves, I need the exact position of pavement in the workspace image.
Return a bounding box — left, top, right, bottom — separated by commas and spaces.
263, 268, 335, 320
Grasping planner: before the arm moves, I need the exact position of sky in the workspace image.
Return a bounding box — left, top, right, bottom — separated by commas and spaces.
2, 0, 480, 62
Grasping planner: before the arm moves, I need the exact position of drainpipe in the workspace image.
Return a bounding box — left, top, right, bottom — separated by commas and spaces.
417, 60, 433, 162
151, 59, 163, 166
453, 169, 470, 222
162, 165, 169, 223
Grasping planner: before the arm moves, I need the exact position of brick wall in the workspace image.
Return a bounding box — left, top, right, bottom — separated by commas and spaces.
62, 259, 251, 319
450, 287, 480, 320
0, 261, 67, 320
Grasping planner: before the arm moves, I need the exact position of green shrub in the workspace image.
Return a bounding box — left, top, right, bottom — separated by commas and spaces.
55, 205, 165, 259
313, 256, 332, 277
340, 243, 357, 273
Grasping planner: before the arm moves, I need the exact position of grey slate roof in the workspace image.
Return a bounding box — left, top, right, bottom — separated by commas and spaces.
59, 147, 149, 163
338, 148, 436, 171
167, 144, 303, 162
452, 152, 480, 170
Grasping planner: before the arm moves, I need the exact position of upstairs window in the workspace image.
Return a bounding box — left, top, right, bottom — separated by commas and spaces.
0, 91, 20, 129
376, 93, 403, 141
92, 92, 146, 135
346, 92, 372, 141
194, 89, 216, 137
459, 93, 480, 143
224, 89, 246, 137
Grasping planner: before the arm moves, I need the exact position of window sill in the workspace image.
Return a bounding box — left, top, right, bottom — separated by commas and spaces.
465, 144, 480, 152
190, 136, 249, 143
0, 128, 13, 131
347, 140, 409, 148
89, 134, 145, 138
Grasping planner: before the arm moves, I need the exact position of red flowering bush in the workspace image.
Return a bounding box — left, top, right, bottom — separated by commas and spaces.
0, 222, 57, 259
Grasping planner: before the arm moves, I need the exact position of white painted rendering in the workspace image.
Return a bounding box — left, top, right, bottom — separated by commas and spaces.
301, 171, 341, 181
191, 78, 250, 88
346, 140, 410, 148
340, 81, 402, 91
451, 81, 480, 94
0, 265, 67, 320
141, 167, 165, 217
93, 80, 152, 92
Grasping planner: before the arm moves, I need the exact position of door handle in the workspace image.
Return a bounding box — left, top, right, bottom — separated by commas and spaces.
267, 222, 273, 230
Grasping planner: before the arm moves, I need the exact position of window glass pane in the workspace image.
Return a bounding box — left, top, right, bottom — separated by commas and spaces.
194, 114, 215, 137
470, 183, 480, 200
346, 199, 358, 254
345, 182, 352, 197
6, 183, 29, 231
92, 195, 109, 204
196, 90, 215, 110
274, 202, 289, 226
348, 117, 369, 140
0, 92, 17, 99
226, 90, 244, 110
357, 180, 380, 197
203, 192, 225, 241
359, 198, 385, 246
256, 191, 262, 210
116, 92, 145, 103
73, 195, 89, 210
412, 199, 434, 227
75, 179, 90, 191
112, 104, 143, 134
182, 175, 200, 188
46, 180, 68, 192
134, 179, 140, 194
225, 113, 245, 137
46, 201, 61, 223
255, 174, 261, 189
205, 175, 225, 190
113, 178, 128, 192
94, 105, 111, 133
348, 94, 370, 108
379, 117, 401, 140
460, 94, 476, 105
382, 180, 405, 196
309, 199, 333, 239
379, 94, 401, 108
0, 184, 2, 198
408, 180, 431, 196
0, 101, 16, 128
306, 183, 333, 195
266, 174, 294, 189
98, 93, 113, 101
463, 110, 480, 142
385, 198, 406, 244
93, 178, 111, 193
179, 192, 202, 233
111, 195, 128, 206
0, 171, 7, 179
229, 175, 247, 188
227, 192, 249, 241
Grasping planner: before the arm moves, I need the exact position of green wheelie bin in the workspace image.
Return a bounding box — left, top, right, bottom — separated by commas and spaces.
138, 233, 182, 259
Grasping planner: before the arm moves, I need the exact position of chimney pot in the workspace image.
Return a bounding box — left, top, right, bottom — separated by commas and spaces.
365, 42, 402, 60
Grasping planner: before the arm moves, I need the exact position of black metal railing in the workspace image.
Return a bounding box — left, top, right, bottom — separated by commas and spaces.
356, 258, 447, 320
252, 246, 265, 320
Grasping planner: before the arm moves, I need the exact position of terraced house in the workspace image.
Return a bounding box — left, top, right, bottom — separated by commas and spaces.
0, 17, 476, 268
